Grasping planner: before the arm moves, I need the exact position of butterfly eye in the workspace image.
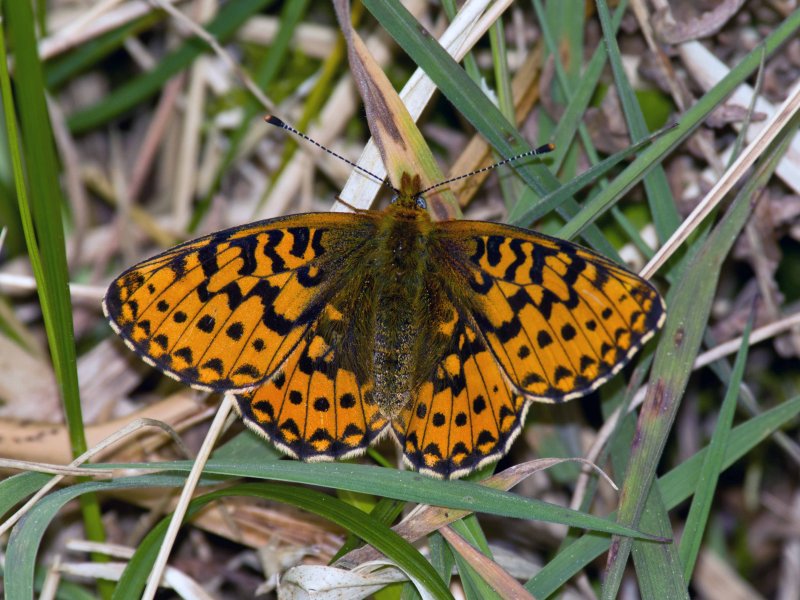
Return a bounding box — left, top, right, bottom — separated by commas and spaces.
415, 196, 427, 209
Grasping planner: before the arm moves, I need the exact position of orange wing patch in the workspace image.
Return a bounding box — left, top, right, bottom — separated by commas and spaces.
235, 328, 389, 461
103, 214, 374, 392
392, 301, 529, 479
439, 221, 666, 402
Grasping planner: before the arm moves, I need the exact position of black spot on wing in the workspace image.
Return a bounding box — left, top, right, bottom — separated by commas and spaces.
340, 393, 356, 409
486, 235, 503, 266
153, 334, 168, 350
522, 372, 544, 386
537, 330, 553, 349
313, 397, 330, 412
229, 235, 259, 276
234, 364, 260, 378
553, 365, 573, 383
203, 358, 224, 375
197, 314, 216, 333
262, 229, 287, 273
310, 228, 326, 257
296, 265, 324, 287
561, 254, 585, 286
529, 242, 561, 285
470, 236, 485, 263
175, 346, 194, 364
197, 242, 220, 279
475, 430, 497, 447
288, 227, 310, 257
272, 371, 286, 389
468, 271, 494, 294
579, 355, 597, 373
503, 238, 526, 280
226, 322, 244, 341
250, 279, 296, 335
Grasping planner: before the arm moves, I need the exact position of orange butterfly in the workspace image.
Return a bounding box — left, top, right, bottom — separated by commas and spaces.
104, 130, 665, 479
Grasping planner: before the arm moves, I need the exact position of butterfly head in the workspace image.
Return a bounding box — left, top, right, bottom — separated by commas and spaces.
390, 192, 427, 210
384, 171, 431, 215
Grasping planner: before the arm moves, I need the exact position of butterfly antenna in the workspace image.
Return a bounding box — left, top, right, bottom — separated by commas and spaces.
265, 115, 400, 195
418, 143, 555, 196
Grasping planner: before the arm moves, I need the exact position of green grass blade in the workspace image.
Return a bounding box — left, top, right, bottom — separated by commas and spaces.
488, 15, 524, 211
1, 0, 108, 566
521, 0, 624, 177
107, 483, 453, 600
195, 0, 311, 229
4, 475, 187, 599
629, 487, 689, 600
595, 0, 680, 241
509, 129, 666, 228
331, 496, 406, 563
448, 520, 501, 600
362, 0, 618, 258
428, 532, 455, 590
678, 311, 755, 579
526, 394, 800, 597
557, 7, 800, 242
93, 459, 659, 540
534, 0, 584, 183
600, 126, 796, 598
0, 472, 53, 520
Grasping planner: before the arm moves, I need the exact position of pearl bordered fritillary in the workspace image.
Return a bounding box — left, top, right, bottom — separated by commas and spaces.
104, 162, 665, 480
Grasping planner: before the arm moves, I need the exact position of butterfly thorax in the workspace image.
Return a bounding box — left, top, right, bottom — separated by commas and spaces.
368, 201, 437, 416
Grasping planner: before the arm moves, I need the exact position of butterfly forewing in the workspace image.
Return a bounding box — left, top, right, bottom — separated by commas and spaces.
103, 213, 377, 392
437, 220, 666, 402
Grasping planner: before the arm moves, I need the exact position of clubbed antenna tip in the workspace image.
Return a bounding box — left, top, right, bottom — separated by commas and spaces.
264, 114, 286, 127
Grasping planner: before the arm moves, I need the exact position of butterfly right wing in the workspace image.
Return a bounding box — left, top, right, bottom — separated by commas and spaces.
435, 220, 665, 403
103, 213, 376, 392
392, 293, 529, 479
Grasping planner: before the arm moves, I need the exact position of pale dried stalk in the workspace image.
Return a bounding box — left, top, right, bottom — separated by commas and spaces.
142, 393, 234, 600
335, 0, 515, 212
642, 79, 800, 278
0, 418, 185, 538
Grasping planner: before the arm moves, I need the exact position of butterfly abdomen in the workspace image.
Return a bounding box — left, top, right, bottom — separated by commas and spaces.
370, 208, 435, 416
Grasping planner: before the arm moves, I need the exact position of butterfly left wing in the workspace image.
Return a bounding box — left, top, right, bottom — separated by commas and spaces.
103, 213, 376, 392
435, 220, 666, 402
392, 297, 529, 479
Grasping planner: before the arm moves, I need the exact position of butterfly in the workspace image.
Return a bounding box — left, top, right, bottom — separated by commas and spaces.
104, 160, 665, 481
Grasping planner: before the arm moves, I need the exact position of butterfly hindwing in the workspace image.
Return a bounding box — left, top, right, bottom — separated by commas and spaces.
393, 297, 530, 479
437, 220, 666, 402
103, 213, 376, 392
234, 326, 389, 461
